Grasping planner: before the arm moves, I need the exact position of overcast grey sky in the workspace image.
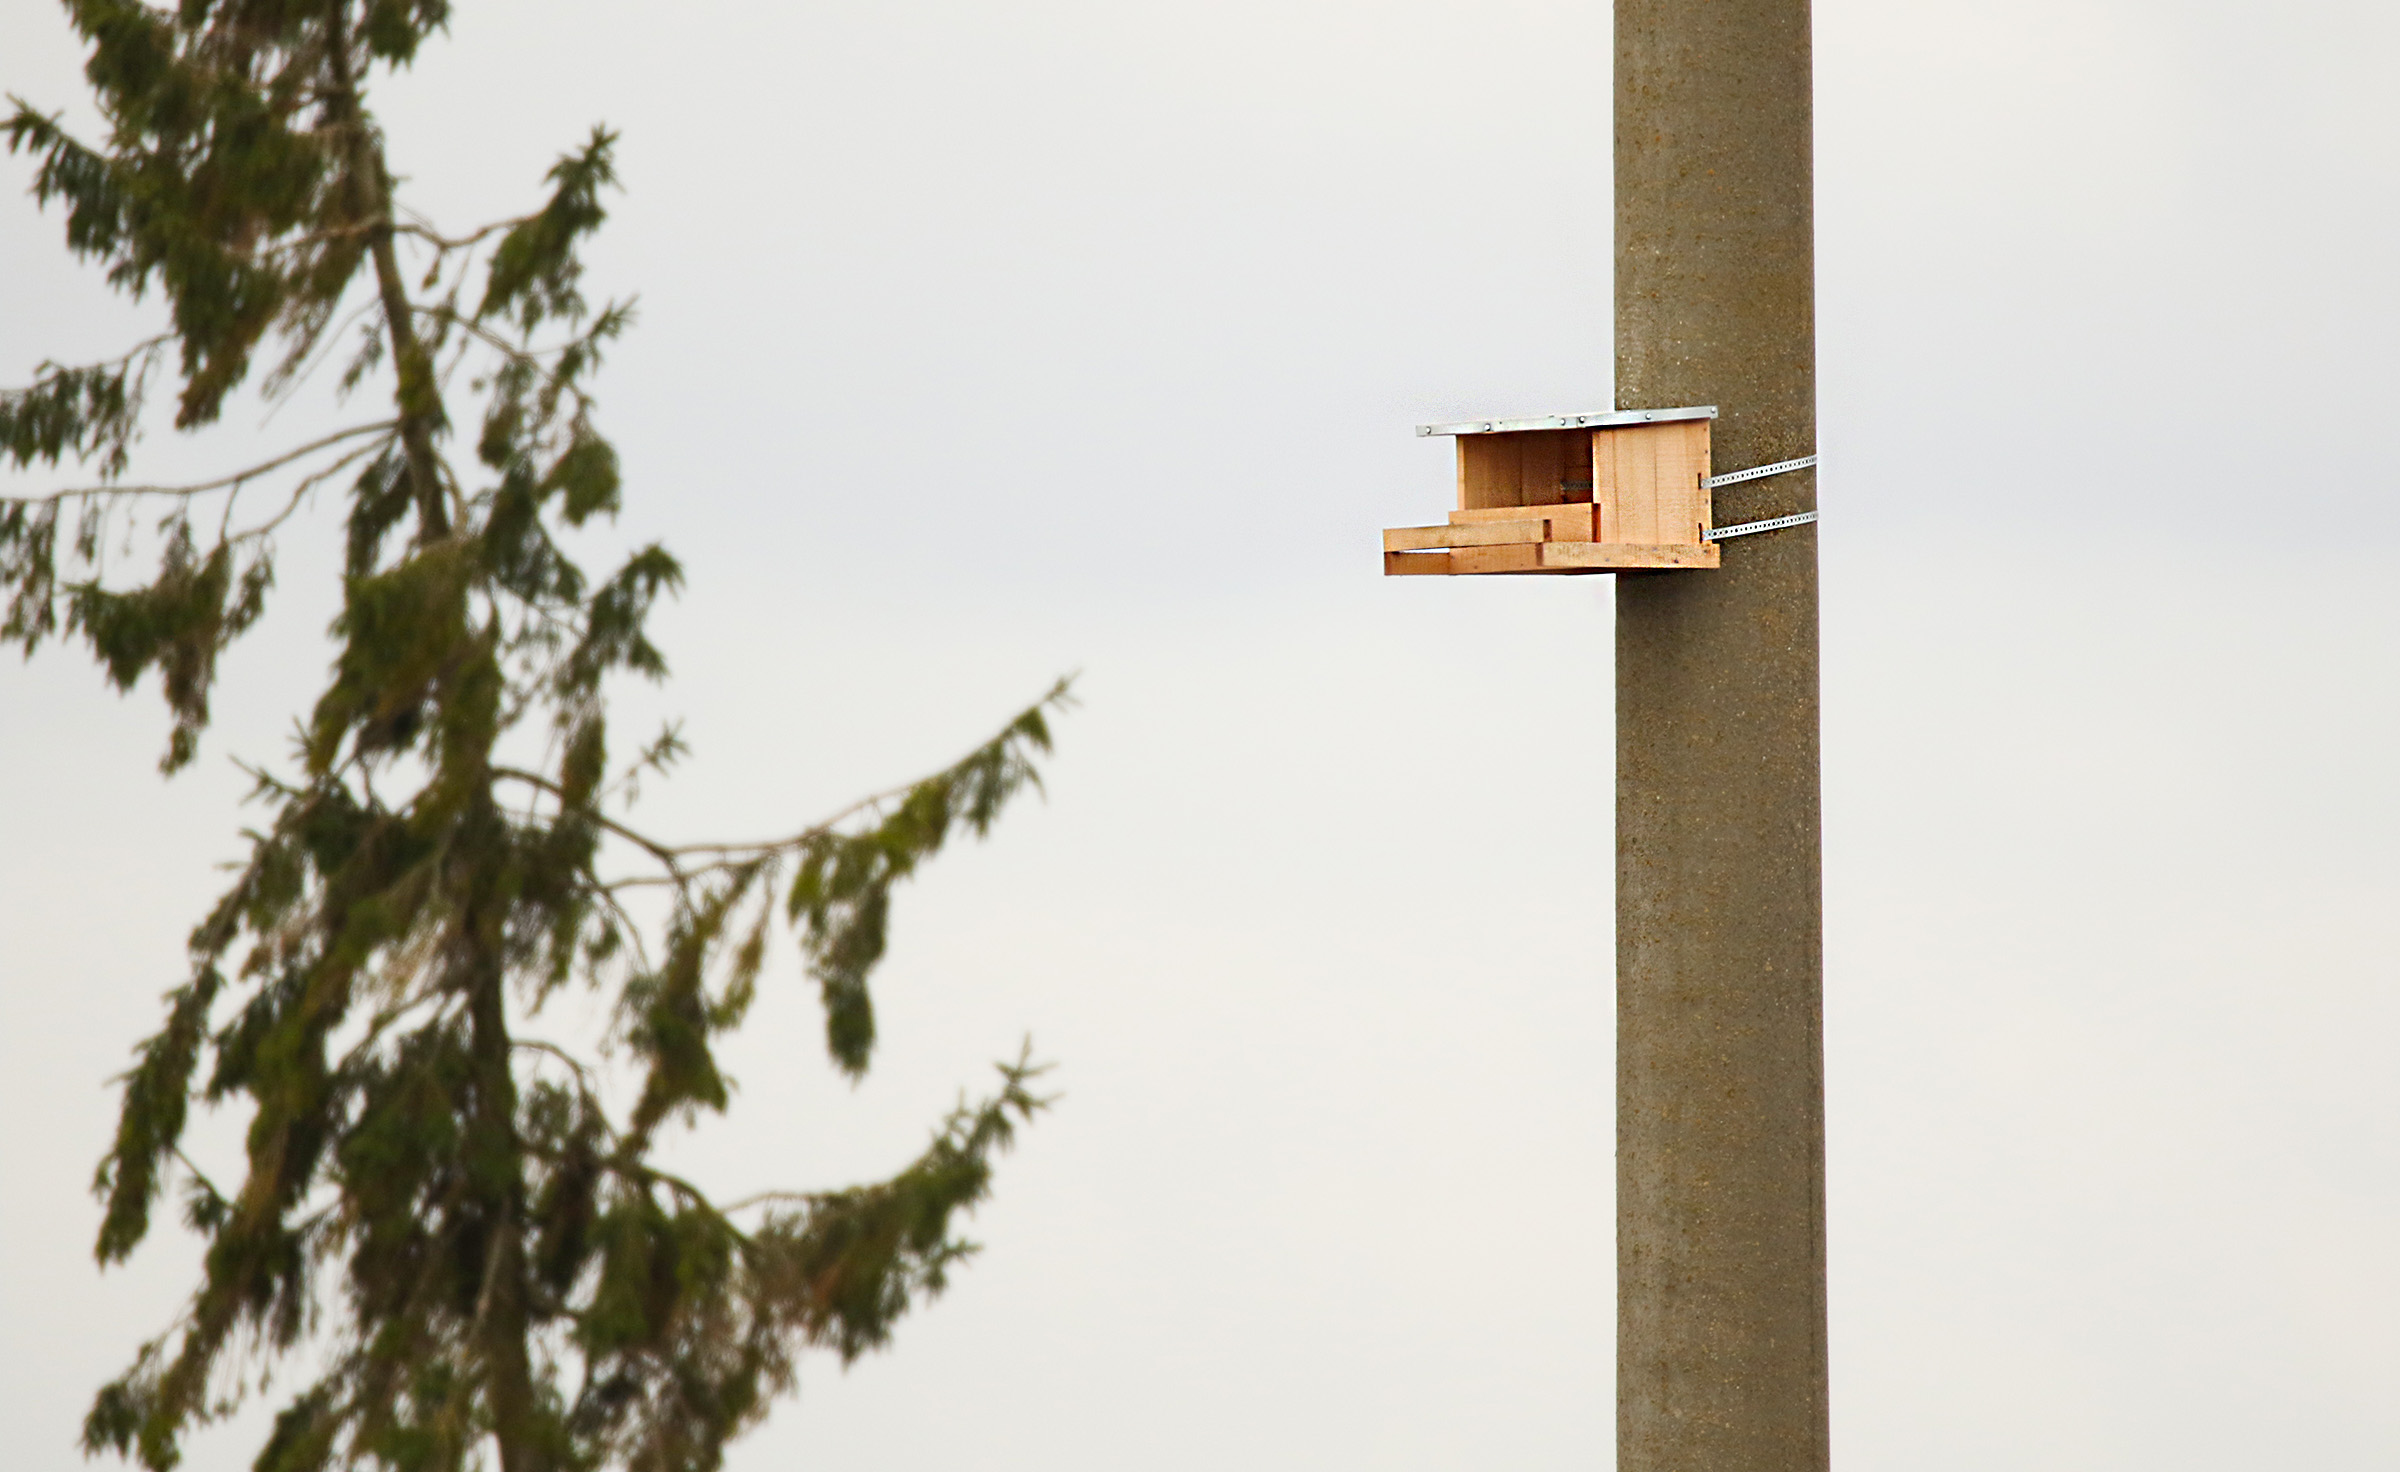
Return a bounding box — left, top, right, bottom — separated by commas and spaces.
5, 1, 2398, 1468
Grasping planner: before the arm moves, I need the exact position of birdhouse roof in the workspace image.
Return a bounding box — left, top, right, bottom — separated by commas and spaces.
1415, 405, 1717, 437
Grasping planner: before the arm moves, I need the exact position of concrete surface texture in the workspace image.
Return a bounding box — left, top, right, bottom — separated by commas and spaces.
1616, 1, 1830, 1469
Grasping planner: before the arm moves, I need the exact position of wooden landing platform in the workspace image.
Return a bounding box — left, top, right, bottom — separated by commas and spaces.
1381, 504, 1719, 575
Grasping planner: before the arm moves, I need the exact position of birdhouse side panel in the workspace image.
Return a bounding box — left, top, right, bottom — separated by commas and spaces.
1594, 420, 1711, 545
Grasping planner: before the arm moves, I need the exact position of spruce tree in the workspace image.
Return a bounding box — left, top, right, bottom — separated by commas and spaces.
2, 5, 1065, 1468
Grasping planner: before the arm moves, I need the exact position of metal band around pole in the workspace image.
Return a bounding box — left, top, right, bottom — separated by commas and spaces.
1702, 453, 1817, 490
1706, 510, 1819, 542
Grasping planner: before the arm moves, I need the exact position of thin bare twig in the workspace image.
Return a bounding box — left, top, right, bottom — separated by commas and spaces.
7, 420, 398, 506
719, 1189, 818, 1214
396, 212, 534, 254
256, 292, 387, 417
659, 781, 902, 857
251, 217, 389, 258
410, 306, 605, 412
601, 1158, 755, 1242
170, 1146, 228, 1207
341, 986, 457, 1073
504, 706, 1039, 873
227, 437, 385, 545
587, 880, 656, 975
512, 1037, 601, 1093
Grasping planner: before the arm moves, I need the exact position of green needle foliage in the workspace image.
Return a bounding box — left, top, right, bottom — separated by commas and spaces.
2, 5, 1067, 1469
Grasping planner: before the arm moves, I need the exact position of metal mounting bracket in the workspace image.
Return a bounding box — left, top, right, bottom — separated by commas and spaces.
1702, 453, 1817, 490
1707, 510, 1818, 541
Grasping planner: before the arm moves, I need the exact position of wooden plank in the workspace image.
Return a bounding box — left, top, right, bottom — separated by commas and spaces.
1450, 543, 1546, 575
1652, 417, 1712, 546
1386, 532, 1718, 574
1449, 504, 1566, 524
1384, 520, 1547, 552
1594, 421, 1655, 543
1540, 540, 1720, 571
1447, 503, 1595, 540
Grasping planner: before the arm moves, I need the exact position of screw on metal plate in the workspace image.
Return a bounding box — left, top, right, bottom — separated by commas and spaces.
1706, 510, 1819, 541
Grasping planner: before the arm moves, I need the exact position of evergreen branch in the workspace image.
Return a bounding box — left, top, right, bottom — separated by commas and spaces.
1, 331, 172, 391
501, 675, 1063, 884
642, 680, 1074, 861
6, 421, 398, 506
22, 6, 1071, 1463
476, 129, 618, 331
322, 29, 450, 539
605, 720, 687, 805
0, 334, 168, 477
491, 765, 684, 874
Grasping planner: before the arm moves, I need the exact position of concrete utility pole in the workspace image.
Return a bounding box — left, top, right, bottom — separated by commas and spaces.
1614, 1, 1827, 1469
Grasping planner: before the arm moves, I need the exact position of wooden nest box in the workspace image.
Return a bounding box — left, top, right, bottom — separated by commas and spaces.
1383, 407, 1720, 575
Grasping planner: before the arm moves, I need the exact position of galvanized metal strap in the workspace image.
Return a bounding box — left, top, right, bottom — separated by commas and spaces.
1706, 510, 1818, 541
1702, 453, 1816, 490
1416, 405, 1718, 437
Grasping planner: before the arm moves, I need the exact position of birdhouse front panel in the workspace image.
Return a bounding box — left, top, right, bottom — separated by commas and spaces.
1383, 407, 1720, 576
